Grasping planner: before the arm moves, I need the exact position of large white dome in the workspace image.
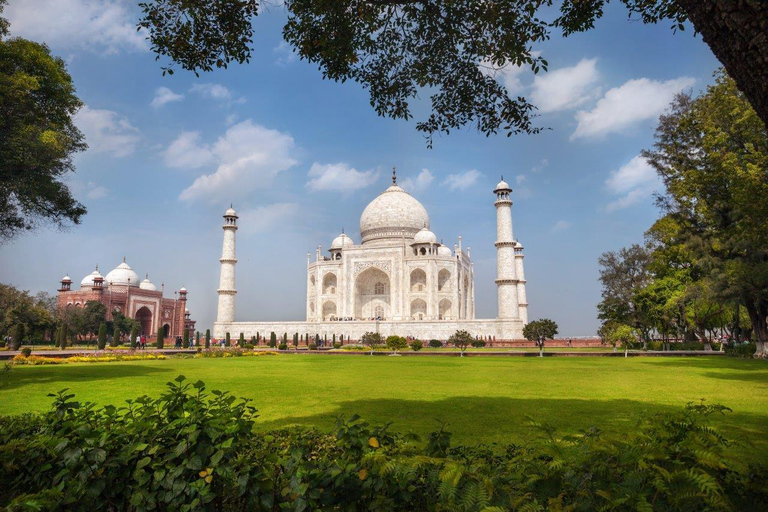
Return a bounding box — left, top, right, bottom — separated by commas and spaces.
105, 260, 140, 287
360, 184, 429, 244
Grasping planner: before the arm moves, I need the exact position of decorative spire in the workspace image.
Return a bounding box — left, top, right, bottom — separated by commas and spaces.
392, 166, 397, 185
95, 264, 99, 272
501, 174, 504, 181
122, 256, 126, 263
341, 227, 345, 234
146, 273, 149, 279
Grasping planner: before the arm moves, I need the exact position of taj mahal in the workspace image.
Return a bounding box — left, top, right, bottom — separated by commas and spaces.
213, 170, 528, 341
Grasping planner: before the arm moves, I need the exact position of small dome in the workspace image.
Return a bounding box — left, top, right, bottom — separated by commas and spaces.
179, 287, 187, 293
331, 232, 354, 249
61, 275, 72, 282
139, 274, 157, 291
225, 207, 237, 217
515, 241, 524, 250
494, 178, 511, 192
80, 267, 103, 288
437, 245, 452, 257
413, 227, 437, 244
105, 260, 140, 287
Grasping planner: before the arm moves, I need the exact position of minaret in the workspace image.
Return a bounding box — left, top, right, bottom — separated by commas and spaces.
494, 177, 519, 319
216, 205, 238, 324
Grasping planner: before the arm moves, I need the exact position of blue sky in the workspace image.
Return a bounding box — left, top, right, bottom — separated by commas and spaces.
0, 0, 721, 335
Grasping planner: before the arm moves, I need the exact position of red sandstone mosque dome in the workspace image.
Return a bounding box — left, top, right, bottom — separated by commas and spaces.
79, 267, 103, 289
105, 259, 141, 286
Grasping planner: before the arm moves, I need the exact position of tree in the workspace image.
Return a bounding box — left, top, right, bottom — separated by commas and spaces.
196, 331, 201, 347
360, 331, 383, 355
130, 324, 138, 350
449, 330, 473, 357
58, 324, 67, 350
111, 327, 120, 348
471, 339, 487, 348
523, 319, 559, 357
184, 328, 190, 348
428, 339, 443, 348
293, 332, 299, 348
97, 322, 107, 350
156, 326, 164, 349
386, 335, 407, 354
11, 323, 24, 350
269, 331, 277, 348
603, 323, 637, 358
410, 339, 423, 351
205, 329, 211, 349
644, 72, 768, 356
239, 332, 245, 347
83, 301, 107, 340
138, 1, 768, 146
0, 0, 87, 242
597, 244, 652, 339
225, 332, 231, 347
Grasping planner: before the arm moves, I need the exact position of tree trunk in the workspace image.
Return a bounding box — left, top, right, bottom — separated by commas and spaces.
744, 298, 768, 357
678, 1, 768, 129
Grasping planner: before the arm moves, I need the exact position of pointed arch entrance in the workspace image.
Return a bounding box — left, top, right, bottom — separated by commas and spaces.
354, 267, 390, 319
135, 306, 152, 336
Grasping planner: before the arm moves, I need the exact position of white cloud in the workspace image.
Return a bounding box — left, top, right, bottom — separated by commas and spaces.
238, 203, 299, 236
4, 0, 146, 54
479, 52, 540, 96
162, 132, 217, 169
273, 41, 297, 66
190, 83, 243, 103
604, 156, 661, 212
530, 158, 548, 173
71, 180, 109, 199
177, 120, 298, 203
443, 169, 481, 191
551, 220, 572, 233
572, 76, 695, 140
530, 58, 599, 113
399, 169, 435, 193
75, 105, 140, 157
306, 163, 379, 192
151, 87, 184, 108
515, 174, 527, 185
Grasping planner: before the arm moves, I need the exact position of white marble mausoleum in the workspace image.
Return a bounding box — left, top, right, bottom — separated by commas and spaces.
213, 170, 528, 341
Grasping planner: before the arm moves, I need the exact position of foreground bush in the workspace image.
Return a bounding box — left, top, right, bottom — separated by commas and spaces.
11, 353, 167, 365
0, 378, 766, 511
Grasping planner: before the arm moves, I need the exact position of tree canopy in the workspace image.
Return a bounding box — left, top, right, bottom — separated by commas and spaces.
138, 1, 768, 145
597, 72, 768, 356
0, 0, 87, 243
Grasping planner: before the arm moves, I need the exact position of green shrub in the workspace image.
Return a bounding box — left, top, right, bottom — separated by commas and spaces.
243, 343, 254, 350
183, 329, 190, 348
471, 339, 486, 348
130, 325, 138, 349
429, 339, 442, 348
269, 332, 277, 348
20, 347, 31, 357
156, 326, 164, 349
239, 332, 245, 346
111, 327, 120, 348
0, 384, 764, 512
308, 343, 317, 350
225, 332, 231, 347
97, 323, 107, 350
727, 341, 757, 358
333, 342, 341, 349
0, 340, 5, 348
410, 340, 423, 351
205, 329, 211, 349
278, 342, 288, 351
11, 324, 24, 350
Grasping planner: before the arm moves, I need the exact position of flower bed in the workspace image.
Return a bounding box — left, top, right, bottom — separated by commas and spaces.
11, 353, 167, 365
194, 348, 278, 358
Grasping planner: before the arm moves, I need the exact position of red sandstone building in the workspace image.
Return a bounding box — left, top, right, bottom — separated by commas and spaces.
57, 259, 195, 339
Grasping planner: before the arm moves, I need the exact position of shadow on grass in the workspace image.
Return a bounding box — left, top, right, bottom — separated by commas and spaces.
253, 396, 768, 464
638, 357, 768, 383
0, 363, 172, 392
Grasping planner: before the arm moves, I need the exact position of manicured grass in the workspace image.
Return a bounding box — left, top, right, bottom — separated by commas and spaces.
1, 355, 767, 462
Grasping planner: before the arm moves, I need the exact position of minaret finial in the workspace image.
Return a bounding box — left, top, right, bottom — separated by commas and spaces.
392, 166, 397, 185
122, 256, 126, 263
230, 202, 233, 208
501, 174, 504, 181
341, 227, 345, 234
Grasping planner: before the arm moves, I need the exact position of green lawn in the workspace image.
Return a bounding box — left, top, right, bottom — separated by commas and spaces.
1, 355, 767, 462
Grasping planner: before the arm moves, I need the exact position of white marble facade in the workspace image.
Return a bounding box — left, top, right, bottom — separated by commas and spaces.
214, 171, 528, 340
